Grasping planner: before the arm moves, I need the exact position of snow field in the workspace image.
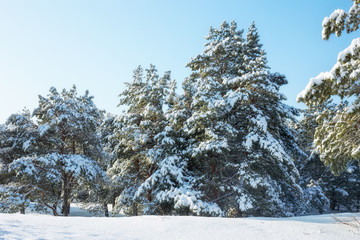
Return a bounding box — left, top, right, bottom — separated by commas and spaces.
0, 213, 359, 240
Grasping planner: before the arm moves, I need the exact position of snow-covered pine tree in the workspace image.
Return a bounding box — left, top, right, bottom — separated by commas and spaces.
0, 110, 39, 167
91, 113, 122, 216
137, 79, 222, 216
297, 0, 360, 175
295, 104, 331, 213
183, 21, 244, 216
111, 65, 217, 216
9, 86, 105, 216
105, 114, 141, 216
229, 22, 304, 216
185, 21, 303, 217
297, 102, 360, 212
0, 111, 37, 214
70, 112, 118, 217
110, 65, 173, 215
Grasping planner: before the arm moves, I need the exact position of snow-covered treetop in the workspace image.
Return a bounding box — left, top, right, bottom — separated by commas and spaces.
33, 85, 101, 143
1, 110, 38, 154
187, 21, 245, 80
5, 110, 34, 132
119, 65, 172, 114
322, 0, 360, 40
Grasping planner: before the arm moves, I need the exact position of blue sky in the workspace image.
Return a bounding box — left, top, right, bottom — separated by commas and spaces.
0, 0, 357, 123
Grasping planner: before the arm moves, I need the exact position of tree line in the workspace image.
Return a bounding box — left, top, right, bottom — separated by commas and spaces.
1, 0, 360, 217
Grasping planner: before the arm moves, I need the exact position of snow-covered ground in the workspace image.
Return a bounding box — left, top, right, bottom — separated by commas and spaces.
0, 210, 359, 240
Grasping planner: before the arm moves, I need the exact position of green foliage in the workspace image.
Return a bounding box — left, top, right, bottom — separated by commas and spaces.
298, 1, 360, 174
111, 65, 174, 215
183, 21, 303, 217
2, 86, 104, 216
296, 103, 360, 212
322, 0, 360, 40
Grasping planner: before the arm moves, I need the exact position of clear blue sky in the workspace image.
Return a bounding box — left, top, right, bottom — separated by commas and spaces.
0, 0, 358, 123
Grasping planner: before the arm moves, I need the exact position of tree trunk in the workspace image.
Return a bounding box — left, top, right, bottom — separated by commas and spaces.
39, 190, 59, 216
104, 202, 109, 217
132, 203, 138, 216
20, 205, 25, 214
52, 203, 57, 212
72, 140, 76, 154
108, 194, 116, 217
211, 162, 218, 199
213, 186, 218, 199
329, 191, 337, 211
111, 195, 116, 212
146, 190, 152, 202
62, 173, 70, 216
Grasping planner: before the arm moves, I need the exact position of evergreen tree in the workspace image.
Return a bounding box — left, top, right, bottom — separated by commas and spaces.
110, 65, 220, 216
295, 105, 331, 213
0, 110, 39, 168
297, 103, 360, 212
183, 21, 244, 216
184, 21, 303, 216
71, 113, 116, 217
138, 81, 221, 216
8, 86, 104, 216
110, 65, 172, 215
0, 111, 37, 214
102, 114, 133, 215
95, 113, 122, 216
297, 0, 360, 174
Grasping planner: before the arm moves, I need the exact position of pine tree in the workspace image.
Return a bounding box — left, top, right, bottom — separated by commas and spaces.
110, 65, 219, 216
297, 102, 360, 212
232, 22, 303, 216
297, 0, 360, 174
295, 105, 331, 213
110, 65, 173, 215
101, 114, 133, 215
0, 111, 37, 214
95, 113, 122, 216
183, 21, 244, 216
0, 110, 39, 167
184, 21, 303, 217
140, 81, 221, 216
8, 86, 104, 216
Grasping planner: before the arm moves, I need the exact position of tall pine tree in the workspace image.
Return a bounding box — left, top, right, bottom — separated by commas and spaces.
185, 21, 303, 217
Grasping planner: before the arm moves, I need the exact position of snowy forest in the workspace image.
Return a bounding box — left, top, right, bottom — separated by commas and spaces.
1, 1, 360, 219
